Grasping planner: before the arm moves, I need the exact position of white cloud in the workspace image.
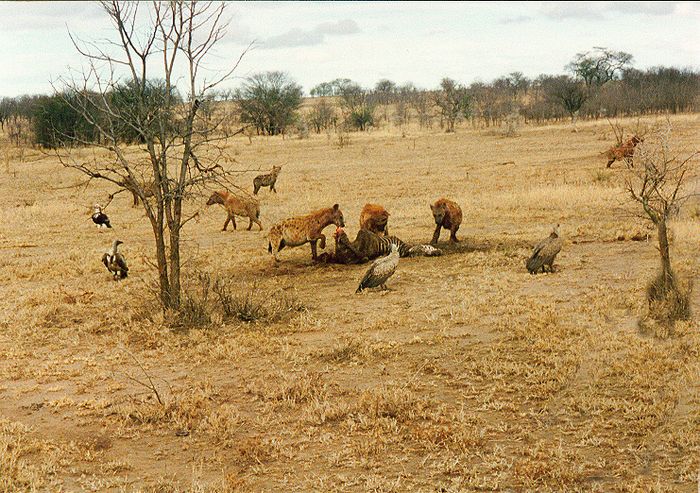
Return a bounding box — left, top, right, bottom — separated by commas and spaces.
262, 19, 360, 49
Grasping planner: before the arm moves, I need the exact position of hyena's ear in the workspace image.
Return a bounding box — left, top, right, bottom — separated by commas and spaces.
430, 204, 436, 211
333, 204, 339, 211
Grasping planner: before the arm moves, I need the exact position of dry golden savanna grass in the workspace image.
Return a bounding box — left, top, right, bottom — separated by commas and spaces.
0, 113, 699, 492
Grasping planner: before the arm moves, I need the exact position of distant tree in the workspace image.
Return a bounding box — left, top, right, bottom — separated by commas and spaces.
109, 79, 181, 144
567, 47, 633, 87
434, 78, 470, 132
307, 99, 337, 133
33, 93, 96, 148
338, 81, 375, 131
545, 75, 588, 129
237, 71, 303, 136
374, 78, 397, 122
0, 97, 13, 130
310, 82, 334, 97
409, 89, 434, 128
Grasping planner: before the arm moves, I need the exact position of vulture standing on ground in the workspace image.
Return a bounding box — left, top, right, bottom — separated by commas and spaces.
356, 243, 400, 293
102, 240, 129, 279
526, 225, 563, 274
92, 204, 112, 229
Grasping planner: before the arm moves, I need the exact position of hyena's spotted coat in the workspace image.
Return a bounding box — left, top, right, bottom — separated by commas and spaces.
268, 204, 345, 261
430, 198, 462, 245
253, 165, 282, 195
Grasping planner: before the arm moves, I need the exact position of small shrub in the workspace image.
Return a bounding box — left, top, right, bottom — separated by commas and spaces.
335, 127, 351, 148
294, 118, 309, 139
348, 107, 374, 131
646, 271, 692, 325
166, 273, 213, 330
503, 110, 521, 137
213, 279, 306, 324
592, 169, 613, 184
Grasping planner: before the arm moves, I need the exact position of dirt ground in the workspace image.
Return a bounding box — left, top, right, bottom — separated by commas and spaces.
1, 114, 699, 492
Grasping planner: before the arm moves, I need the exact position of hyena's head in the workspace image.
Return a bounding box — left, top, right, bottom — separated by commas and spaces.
206, 192, 223, 206
430, 202, 447, 225
272, 165, 282, 175
331, 204, 345, 228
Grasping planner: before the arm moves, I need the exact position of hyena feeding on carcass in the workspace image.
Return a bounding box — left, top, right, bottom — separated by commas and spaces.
359, 203, 390, 235
268, 204, 345, 261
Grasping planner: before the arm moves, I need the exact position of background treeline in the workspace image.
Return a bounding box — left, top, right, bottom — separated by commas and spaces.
1, 48, 698, 147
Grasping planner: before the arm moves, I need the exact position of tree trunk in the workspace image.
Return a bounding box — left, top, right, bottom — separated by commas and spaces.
152, 218, 171, 309
168, 197, 183, 309
657, 219, 674, 290
570, 111, 579, 132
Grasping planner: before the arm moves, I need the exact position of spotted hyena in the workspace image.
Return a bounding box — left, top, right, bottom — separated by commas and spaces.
605, 135, 642, 168
359, 203, 390, 235
254, 165, 282, 195
430, 198, 462, 245
268, 204, 345, 261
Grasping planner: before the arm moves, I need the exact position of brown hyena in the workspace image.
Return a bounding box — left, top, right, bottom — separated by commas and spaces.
206, 191, 262, 231
268, 204, 345, 261
605, 135, 642, 168
253, 165, 282, 195
430, 198, 462, 245
359, 203, 390, 235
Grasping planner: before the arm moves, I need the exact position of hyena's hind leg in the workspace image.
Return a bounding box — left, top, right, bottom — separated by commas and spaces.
450, 227, 460, 243
268, 230, 284, 261
247, 216, 263, 231
309, 233, 327, 260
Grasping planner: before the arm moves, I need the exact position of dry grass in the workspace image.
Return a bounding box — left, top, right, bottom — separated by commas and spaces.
0, 114, 698, 491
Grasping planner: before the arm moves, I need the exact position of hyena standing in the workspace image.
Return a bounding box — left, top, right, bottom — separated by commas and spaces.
430, 198, 462, 245
206, 191, 262, 231
253, 165, 282, 195
268, 204, 345, 261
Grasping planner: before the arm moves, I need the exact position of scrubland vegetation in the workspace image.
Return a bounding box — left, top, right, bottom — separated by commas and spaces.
1, 110, 698, 491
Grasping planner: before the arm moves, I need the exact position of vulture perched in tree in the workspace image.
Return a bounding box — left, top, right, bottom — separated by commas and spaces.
356, 243, 400, 293
102, 240, 129, 279
526, 225, 562, 274
92, 204, 112, 229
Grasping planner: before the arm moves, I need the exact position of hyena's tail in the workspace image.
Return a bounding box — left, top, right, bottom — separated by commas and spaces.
268, 241, 272, 254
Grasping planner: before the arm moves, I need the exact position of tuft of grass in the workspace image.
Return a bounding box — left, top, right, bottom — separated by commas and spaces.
166, 273, 213, 330
645, 270, 692, 329
213, 279, 306, 324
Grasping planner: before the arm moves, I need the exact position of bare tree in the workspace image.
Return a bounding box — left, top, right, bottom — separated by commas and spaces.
434, 78, 470, 133
55, 1, 249, 310
625, 126, 698, 322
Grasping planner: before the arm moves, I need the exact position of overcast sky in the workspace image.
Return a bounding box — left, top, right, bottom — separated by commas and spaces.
1, 1, 698, 97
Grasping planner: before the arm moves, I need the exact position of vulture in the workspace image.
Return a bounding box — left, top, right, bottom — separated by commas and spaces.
356, 243, 400, 293
526, 225, 562, 274
102, 240, 129, 279
92, 204, 112, 229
